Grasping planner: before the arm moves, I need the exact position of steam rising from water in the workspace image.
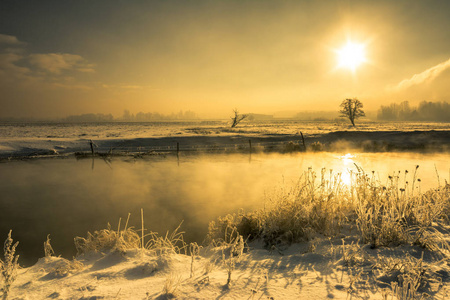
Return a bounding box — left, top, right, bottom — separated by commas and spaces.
0, 152, 448, 266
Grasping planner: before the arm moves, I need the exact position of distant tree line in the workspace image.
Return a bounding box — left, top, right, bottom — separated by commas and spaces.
64, 113, 114, 122
377, 101, 450, 122
122, 110, 198, 121
62, 110, 199, 122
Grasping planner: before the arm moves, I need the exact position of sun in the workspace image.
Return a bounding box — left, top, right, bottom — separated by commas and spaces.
336, 41, 367, 72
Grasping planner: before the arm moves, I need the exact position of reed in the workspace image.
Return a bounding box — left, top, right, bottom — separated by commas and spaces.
0, 231, 19, 300
207, 166, 450, 254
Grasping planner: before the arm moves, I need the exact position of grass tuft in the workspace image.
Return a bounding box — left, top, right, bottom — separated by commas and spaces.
74, 214, 186, 257
207, 166, 450, 254
0, 230, 19, 300
74, 222, 141, 255
43, 234, 55, 258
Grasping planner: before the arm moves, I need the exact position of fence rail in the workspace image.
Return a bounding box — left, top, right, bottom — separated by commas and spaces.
82, 137, 307, 157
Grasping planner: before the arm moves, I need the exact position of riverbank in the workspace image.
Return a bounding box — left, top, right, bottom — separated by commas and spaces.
5, 167, 450, 299
1, 129, 449, 160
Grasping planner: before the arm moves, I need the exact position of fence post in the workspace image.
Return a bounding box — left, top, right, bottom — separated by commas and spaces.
89, 139, 95, 156
300, 132, 306, 151
176, 142, 180, 166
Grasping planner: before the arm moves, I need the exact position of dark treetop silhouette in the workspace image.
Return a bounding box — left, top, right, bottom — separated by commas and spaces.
230, 109, 248, 128
339, 98, 365, 126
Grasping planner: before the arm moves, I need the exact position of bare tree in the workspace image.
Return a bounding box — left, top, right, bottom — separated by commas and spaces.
230, 109, 248, 128
339, 98, 365, 126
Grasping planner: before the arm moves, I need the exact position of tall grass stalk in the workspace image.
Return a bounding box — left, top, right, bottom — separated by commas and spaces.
435, 164, 441, 187
141, 209, 144, 250
0, 231, 19, 300
74, 214, 186, 256
43, 234, 54, 258
189, 243, 201, 278
162, 273, 181, 299
74, 221, 141, 255
207, 166, 450, 252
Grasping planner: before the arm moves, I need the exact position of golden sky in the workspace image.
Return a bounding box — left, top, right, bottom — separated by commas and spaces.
1, 0, 449, 119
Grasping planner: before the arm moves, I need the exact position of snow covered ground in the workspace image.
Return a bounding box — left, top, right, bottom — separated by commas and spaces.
9, 231, 450, 299
1, 120, 449, 158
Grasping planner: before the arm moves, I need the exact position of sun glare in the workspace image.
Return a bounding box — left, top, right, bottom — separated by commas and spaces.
336, 41, 367, 72
339, 153, 356, 186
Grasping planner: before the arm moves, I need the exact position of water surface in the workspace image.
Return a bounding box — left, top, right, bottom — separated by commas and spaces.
0, 152, 448, 266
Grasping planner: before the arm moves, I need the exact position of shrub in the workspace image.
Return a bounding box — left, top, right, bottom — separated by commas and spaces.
283, 141, 302, 153
309, 141, 325, 151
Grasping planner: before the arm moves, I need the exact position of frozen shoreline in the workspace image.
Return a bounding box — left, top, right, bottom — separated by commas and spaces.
1, 129, 449, 159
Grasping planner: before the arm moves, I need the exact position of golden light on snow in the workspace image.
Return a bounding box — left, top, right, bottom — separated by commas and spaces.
335, 41, 367, 72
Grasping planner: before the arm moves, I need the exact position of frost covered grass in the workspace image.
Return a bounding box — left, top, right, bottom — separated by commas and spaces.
74, 212, 187, 257
205, 166, 450, 298
208, 165, 450, 252
0, 231, 19, 300
4, 165, 450, 299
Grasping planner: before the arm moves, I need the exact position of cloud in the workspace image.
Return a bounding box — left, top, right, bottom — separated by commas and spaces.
0, 36, 96, 90
101, 84, 160, 93
0, 34, 25, 45
28, 53, 95, 74
0, 53, 30, 78
392, 58, 450, 91
102, 84, 144, 89
51, 82, 93, 90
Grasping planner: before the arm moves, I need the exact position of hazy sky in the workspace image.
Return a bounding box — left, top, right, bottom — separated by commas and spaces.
1, 0, 449, 119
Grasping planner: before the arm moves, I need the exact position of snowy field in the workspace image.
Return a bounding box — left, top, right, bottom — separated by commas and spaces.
1, 120, 450, 299
0, 120, 449, 158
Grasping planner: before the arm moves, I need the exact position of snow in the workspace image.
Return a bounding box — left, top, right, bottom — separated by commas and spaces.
1, 121, 449, 159
9, 233, 450, 299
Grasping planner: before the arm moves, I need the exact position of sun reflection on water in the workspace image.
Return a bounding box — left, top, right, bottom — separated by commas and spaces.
339, 153, 356, 186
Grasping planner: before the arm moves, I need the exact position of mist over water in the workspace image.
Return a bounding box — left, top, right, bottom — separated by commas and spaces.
0, 152, 448, 266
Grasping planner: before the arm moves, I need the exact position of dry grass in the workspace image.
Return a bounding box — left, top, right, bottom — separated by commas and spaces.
74, 222, 141, 255
208, 166, 450, 254
143, 222, 186, 256
74, 213, 186, 257
0, 230, 19, 300
45, 259, 84, 279
208, 168, 353, 249
43, 234, 55, 258
354, 166, 450, 251
377, 253, 438, 300
161, 273, 181, 299
206, 165, 449, 298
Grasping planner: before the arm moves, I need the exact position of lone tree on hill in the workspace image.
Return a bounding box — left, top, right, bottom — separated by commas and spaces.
339, 98, 365, 126
230, 109, 248, 128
